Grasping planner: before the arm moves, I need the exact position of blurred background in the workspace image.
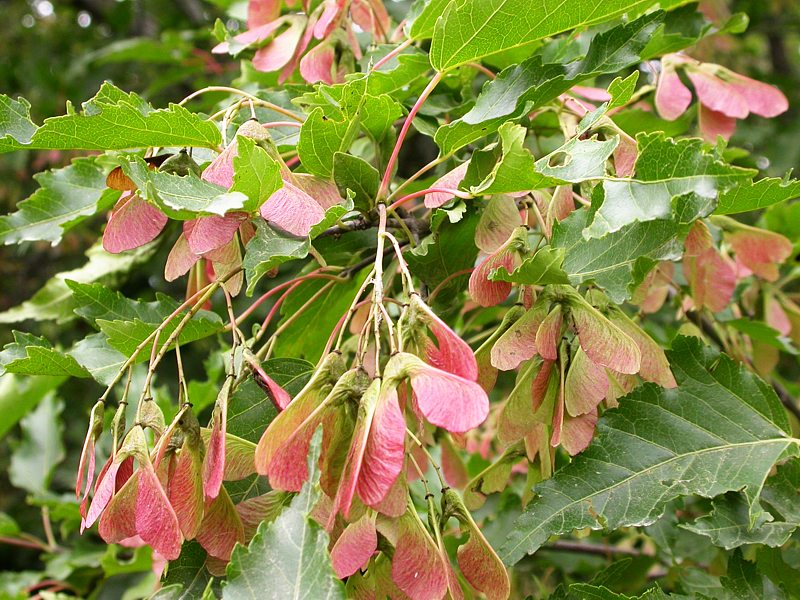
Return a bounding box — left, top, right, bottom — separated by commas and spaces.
0, 0, 797, 596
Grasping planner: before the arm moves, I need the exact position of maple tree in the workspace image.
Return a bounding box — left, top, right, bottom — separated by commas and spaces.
0, 0, 799, 598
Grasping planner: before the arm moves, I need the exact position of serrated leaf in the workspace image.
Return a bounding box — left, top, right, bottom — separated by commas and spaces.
463, 123, 561, 195
3, 82, 221, 153
434, 11, 666, 153
499, 336, 799, 565
585, 134, 756, 239
717, 551, 786, 600
715, 177, 800, 215
231, 136, 283, 211
535, 136, 619, 185
489, 247, 569, 285
121, 155, 248, 219
430, 0, 668, 72
333, 152, 379, 214
681, 491, 797, 550
223, 431, 344, 600
0, 241, 158, 324
98, 311, 223, 357
0, 331, 90, 378
243, 220, 310, 295
0, 157, 117, 245
9, 394, 65, 495
552, 206, 686, 303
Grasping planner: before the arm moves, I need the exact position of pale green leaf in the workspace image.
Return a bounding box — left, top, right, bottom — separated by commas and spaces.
489, 247, 569, 285
0, 95, 37, 153
0, 241, 158, 324
231, 136, 283, 212
552, 206, 687, 303
0, 157, 118, 245
121, 155, 248, 219
9, 394, 65, 495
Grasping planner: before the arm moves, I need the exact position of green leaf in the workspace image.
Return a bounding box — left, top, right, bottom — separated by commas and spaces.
223, 431, 344, 600
297, 108, 353, 179
552, 206, 687, 303
98, 312, 223, 357
567, 584, 678, 599
0, 374, 65, 440
433, 11, 664, 153
333, 152, 379, 214
0, 157, 118, 246
680, 491, 797, 550
760, 458, 800, 523
120, 155, 248, 219
756, 546, 800, 596
430, 0, 669, 72
724, 319, 798, 355
535, 135, 619, 184
406, 209, 480, 309
0, 241, 158, 324
67, 280, 224, 357
243, 220, 310, 295
407, 0, 451, 39
586, 134, 756, 239
295, 77, 403, 142
274, 271, 370, 363
489, 246, 569, 285
463, 123, 561, 194
499, 336, 799, 565
152, 541, 214, 600
715, 177, 800, 215
231, 136, 283, 212
0, 331, 90, 378
68, 333, 127, 386
717, 551, 786, 600
4, 82, 221, 153
228, 358, 313, 443
0, 95, 37, 152
9, 393, 65, 495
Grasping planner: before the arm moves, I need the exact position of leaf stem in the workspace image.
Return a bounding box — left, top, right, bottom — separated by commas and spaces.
379, 71, 444, 199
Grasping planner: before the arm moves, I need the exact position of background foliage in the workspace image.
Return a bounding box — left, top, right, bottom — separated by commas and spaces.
0, 0, 799, 599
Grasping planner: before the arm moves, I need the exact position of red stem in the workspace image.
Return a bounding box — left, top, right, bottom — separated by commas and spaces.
379, 71, 444, 198
371, 38, 413, 72
387, 187, 471, 212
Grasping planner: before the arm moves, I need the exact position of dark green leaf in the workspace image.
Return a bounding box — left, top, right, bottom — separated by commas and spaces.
297, 108, 353, 179
500, 336, 799, 564
333, 152, 379, 214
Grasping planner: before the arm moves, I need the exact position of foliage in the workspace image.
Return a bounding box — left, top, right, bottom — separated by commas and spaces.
0, 0, 799, 598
